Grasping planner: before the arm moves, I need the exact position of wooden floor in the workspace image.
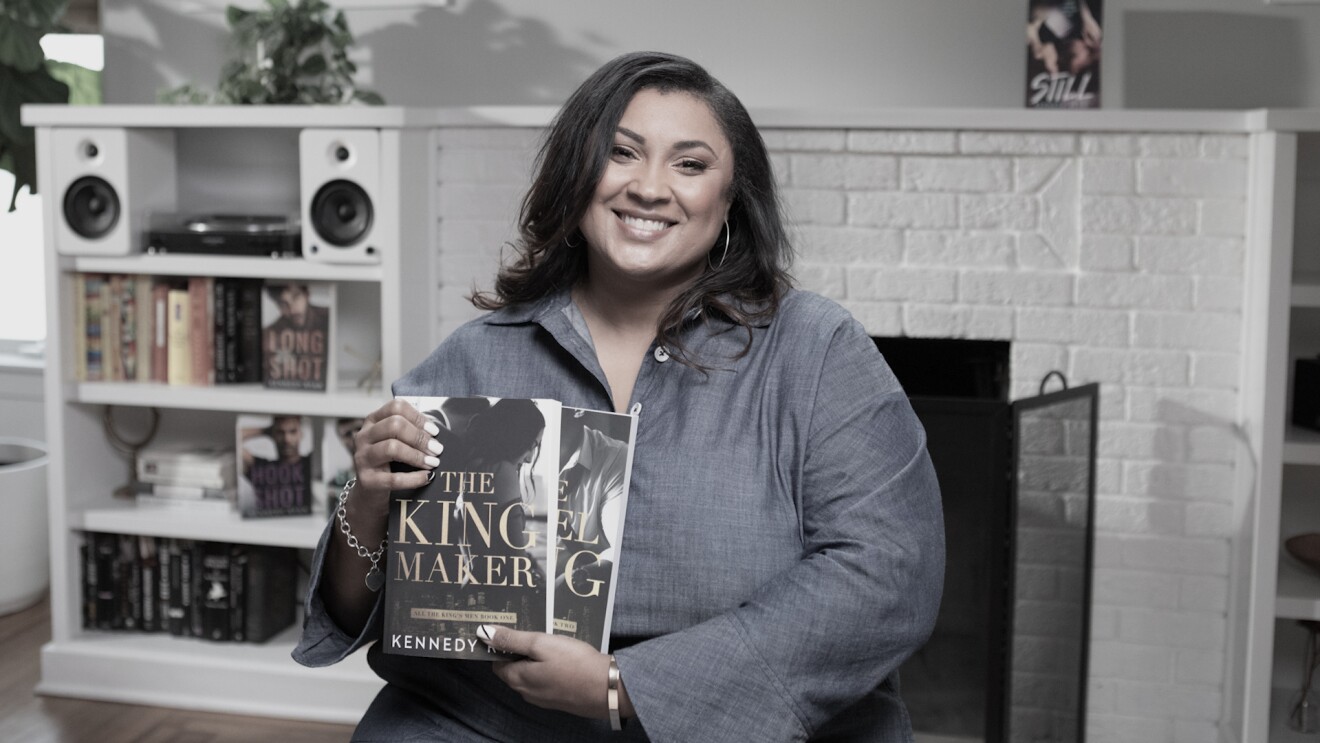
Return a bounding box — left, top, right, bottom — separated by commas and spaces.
0, 595, 356, 743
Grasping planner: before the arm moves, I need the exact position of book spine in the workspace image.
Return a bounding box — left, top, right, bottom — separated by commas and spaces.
236, 280, 262, 383
73, 274, 87, 382
156, 536, 172, 634
213, 278, 231, 384
133, 275, 153, 383
167, 538, 185, 636
176, 538, 194, 636
81, 539, 95, 628
85, 275, 105, 381
92, 532, 117, 630
118, 534, 140, 631
166, 289, 191, 386
244, 546, 297, 643
116, 274, 137, 382
104, 275, 124, 382
138, 535, 158, 632
201, 541, 232, 642
230, 546, 247, 642
189, 540, 205, 638
188, 277, 214, 387
151, 281, 170, 383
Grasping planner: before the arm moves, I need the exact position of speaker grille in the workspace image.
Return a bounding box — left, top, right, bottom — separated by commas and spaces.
63, 176, 121, 239
310, 179, 373, 247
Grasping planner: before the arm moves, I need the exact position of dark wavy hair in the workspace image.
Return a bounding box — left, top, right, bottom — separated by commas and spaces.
471, 51, 793, 368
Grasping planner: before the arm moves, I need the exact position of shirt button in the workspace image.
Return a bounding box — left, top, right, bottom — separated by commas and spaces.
653, 346, 670, 363
629, 402, 642, 416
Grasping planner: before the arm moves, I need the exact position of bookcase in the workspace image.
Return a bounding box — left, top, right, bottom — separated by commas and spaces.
1237, 116, 1320, 742
24, 105, 438, 722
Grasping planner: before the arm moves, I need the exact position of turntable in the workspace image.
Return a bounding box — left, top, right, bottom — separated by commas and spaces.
146, 213, 301, 258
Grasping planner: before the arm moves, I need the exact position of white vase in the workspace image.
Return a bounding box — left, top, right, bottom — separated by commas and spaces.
0, 437, 49, 615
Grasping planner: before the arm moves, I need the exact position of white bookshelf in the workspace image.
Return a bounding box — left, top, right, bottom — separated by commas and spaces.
25, 106, 438, 722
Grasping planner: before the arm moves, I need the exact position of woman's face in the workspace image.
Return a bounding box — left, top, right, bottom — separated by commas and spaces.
578, 87, 734, 292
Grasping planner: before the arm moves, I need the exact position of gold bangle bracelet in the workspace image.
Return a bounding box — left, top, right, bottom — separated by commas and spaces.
607, 654, 623, 731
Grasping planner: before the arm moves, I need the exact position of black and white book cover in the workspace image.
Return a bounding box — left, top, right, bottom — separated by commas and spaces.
237, 414, 315, 518
1026, 0, 1102, 108
551, 407, 637, 653
261, 281, 334, 391
323, 416, 364, 517
384, 396, 561, 660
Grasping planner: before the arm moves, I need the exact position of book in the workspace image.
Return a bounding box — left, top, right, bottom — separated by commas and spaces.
151, 281, 171, 383
137, 443, 237, 490
133, 275, 153, 382
73, 274, 88, 382
188, 277, 215, 387
166, 288, 191, 385
1026, 0, 1102, 109
200, 542, 235, 641
84, 274, 106, 381
261, 281, 333, 391
237, 414, 315, 518
551, 406, 638, 652
242, 545, 298, 643
104, 274, 125, 382
383, 396, 561, 660
138, 535, 159, 632
322, 416, 363, 517
233, 279, 263, 384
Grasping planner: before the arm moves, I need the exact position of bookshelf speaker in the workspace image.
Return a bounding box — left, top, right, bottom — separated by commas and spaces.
299, 129, 381, 264
51, 128, 176, 256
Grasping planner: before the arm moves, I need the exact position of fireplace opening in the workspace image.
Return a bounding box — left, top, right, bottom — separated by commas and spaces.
874, 336, 1096, 743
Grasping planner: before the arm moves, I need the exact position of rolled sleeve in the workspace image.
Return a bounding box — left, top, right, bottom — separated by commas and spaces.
616, 318, 945, 742
291, 513, 385, 667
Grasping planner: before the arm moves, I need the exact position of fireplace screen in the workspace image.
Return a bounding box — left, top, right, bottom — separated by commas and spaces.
890, 363, 1097, 743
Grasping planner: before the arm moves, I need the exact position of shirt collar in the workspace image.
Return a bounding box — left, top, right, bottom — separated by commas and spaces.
481, 287, 777, 329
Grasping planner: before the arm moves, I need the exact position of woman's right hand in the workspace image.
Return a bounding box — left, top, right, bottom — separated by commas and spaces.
323, 399, 445, 635
352, 399, 445, 507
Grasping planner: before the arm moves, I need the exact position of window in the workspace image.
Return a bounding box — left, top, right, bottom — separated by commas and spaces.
0, 35, 104, 352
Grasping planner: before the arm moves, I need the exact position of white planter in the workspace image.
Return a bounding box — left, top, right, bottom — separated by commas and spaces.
0, 437, 49, 615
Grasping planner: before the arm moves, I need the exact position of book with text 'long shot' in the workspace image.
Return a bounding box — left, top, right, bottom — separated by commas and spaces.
383, 396, 561, 660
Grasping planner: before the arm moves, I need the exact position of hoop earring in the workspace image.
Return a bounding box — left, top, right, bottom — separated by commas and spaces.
708, 220, 730, 270
564, 230, 580, 248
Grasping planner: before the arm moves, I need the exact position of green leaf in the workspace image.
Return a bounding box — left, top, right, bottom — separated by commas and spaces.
0, 19, 47, 72
298, 52, 325, 76
46, 59, 100, 105
224, 5, 251, 27
353, 90, 384, 106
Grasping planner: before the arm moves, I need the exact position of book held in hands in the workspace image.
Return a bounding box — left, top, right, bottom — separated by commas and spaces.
384, 396, 564, 660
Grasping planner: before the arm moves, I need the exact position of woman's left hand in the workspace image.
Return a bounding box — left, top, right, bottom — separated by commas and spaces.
480, 625, 617, 719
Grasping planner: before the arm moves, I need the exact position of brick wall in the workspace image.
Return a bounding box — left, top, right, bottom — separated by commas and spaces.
435, 125, 1250, 742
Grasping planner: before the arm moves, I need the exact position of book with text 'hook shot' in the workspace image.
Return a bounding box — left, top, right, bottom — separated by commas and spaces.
383, 396, 565, 660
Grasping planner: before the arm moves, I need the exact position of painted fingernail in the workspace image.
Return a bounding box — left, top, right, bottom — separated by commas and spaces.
424, 419, 440, 436
426, 470, 436, 483
424, 455, 440, 467
428, 439, 444, 455
477, 624, 497, 643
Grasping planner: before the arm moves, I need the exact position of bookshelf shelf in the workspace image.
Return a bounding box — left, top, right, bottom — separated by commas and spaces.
72, 381, 386, 418
65, 254, 384, 282
72, 505, 330, 549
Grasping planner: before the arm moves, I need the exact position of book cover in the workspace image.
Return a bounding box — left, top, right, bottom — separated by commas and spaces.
237, 414, 315, 518
323, 416, 363, 517
1026, 0, 1102, 109
551, 407, 638, 652
166, 288, 191, 386
384, 396, 561, 660
261, 281, 333, 391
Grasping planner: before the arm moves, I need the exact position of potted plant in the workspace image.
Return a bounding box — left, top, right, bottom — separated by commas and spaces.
162, 0, 383, 105
0, 0, 92, 212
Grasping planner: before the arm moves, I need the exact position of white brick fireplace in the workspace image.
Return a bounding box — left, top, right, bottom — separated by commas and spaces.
432, 109, 1257, 742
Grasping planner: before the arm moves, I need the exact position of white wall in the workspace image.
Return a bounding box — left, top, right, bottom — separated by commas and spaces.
100, 0, 1320, 111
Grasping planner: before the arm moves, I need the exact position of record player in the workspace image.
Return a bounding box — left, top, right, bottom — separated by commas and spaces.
146, 213, 301, 258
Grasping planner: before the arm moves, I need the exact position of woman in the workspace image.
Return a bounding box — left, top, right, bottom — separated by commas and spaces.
296, 51, 944, 742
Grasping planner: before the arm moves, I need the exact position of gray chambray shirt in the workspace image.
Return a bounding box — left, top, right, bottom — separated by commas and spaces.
293, 288, 944, 743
